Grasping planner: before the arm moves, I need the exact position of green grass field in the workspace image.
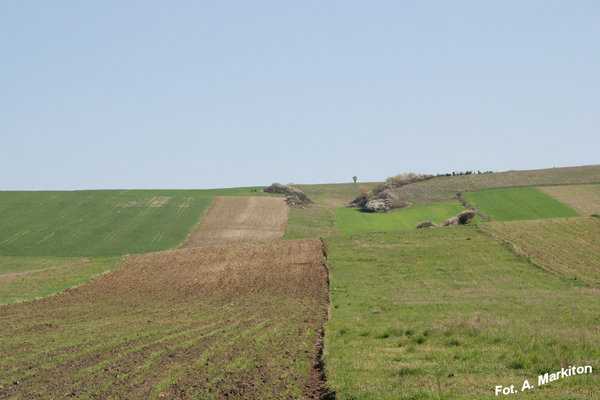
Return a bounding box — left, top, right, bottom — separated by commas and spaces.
0, 188, 263, 257
284, 206, 336, 239
335, 202, 468, 234
0, 256, 120, 304
284, 182, 381, 239
324, 226, 600, 399
463, 187, 580, 221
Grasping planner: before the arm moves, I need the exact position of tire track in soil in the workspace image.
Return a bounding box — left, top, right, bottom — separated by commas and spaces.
0, 258, 89, 278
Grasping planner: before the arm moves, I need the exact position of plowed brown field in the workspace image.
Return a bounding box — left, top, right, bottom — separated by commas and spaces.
0, 239, 328, 399
180, 196, 289, 248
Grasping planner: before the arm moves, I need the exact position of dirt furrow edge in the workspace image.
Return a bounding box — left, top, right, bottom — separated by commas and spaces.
304, 238, 335, 399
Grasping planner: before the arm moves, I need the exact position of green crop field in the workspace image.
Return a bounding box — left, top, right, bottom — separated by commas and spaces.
0, 188, 266, 303
463, 187, 580, 221
335, 202, 468, 235
0, 256, 120, 304
481, 217, 600, 286
0, 188, 264, 257
324, 226, 600, 399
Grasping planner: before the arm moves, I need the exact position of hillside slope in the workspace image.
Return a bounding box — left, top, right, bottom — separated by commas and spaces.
0, 189, 264, 257
0, 239, 328, 399
180, 196, 288, 248
389, 165, 600, 206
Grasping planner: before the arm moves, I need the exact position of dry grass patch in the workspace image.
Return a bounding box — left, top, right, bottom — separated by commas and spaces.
539, 184, 600, 215
390, 165, 600, 206
481, 217, 600, 286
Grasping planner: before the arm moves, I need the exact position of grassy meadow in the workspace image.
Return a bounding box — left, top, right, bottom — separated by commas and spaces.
463, 187, 579, 221
334, 202, 469, 234
284, 205, 336, 239
324, 226, 600, 399
284, 182, 380, 239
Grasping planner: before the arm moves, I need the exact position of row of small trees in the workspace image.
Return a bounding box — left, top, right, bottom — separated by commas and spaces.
351, 169, 495, 184
436, 170, 494, 177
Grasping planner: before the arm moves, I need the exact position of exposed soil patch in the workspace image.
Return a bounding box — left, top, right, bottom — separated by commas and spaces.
0, 239, 328, 399
148, 196, 171, 207
180, 196, 289, 248
304, 259, 335, 400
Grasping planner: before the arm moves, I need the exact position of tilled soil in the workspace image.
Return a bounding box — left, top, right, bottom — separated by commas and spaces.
0, 239, 328, 399
180, 196, 289, 248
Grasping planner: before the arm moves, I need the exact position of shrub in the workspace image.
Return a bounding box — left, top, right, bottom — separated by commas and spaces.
386, 172, 418, 184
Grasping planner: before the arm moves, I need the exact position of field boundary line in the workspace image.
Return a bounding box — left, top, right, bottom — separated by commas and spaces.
457, 192, 491, 221
0, 258, 89, 278
477, 223, 584, 286
304, 237, 335, 400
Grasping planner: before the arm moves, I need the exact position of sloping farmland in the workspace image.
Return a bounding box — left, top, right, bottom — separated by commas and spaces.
539, 184, 600, 216
180, 196, 289, 248
0, 239, 328, 400
480, 217, 600, 286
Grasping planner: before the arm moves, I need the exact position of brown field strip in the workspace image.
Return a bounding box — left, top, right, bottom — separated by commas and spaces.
0, 239, 328, 399
180, 196, 289, 248
480, 217, 600, 286
539, 184, 600, 215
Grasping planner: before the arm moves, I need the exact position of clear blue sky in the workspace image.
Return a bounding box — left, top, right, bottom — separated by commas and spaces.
1, 1, 598, 190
